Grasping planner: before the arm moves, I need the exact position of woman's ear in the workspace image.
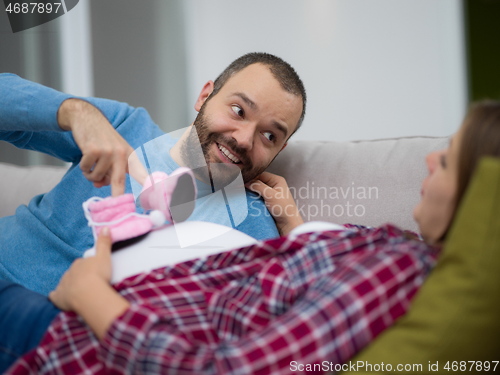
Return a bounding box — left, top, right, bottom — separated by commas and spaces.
194, 81, 215, 112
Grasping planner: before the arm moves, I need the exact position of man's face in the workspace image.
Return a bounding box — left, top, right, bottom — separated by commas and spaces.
192, 63, 303, 182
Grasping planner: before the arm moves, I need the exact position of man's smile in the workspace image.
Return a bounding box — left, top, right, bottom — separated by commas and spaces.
216, 142, 242, 164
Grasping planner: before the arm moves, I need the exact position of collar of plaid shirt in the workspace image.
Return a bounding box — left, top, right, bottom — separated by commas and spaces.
9, 224, 439, 375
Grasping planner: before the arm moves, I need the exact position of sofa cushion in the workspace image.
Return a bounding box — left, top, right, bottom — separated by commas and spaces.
268, 136, 448, 231
339, 157, 500, 374
0, 162, 67, 217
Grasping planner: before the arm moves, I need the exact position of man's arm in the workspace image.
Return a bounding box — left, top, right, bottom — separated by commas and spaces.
0, 73, 136, 195
58, 98, 133, 196
0, 73, 70, 132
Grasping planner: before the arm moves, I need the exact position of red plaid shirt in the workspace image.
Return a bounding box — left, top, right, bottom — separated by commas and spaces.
7, 224, 438, 374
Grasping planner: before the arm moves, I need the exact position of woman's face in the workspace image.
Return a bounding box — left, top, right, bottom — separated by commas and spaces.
413, 130, 462, 243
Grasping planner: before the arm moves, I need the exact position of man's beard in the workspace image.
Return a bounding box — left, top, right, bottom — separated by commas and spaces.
182, 103, 268, 183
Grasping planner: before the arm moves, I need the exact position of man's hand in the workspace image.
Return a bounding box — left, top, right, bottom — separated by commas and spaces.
49, 228, 130, 340
246, 172, 304, 236
58, 98, 133, 196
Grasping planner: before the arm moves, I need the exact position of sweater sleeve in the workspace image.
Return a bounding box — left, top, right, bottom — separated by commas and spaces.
0, 73, 139, 163
0, 73, 70, 132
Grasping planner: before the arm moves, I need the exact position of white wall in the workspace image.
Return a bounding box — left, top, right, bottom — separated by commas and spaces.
58, 0, 93, 97
182, 0, 467, 141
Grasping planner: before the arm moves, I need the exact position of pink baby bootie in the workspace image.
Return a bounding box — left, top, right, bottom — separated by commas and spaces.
83, 168, 196, 244
83, 194, 165, 243
139, 167, 197, 224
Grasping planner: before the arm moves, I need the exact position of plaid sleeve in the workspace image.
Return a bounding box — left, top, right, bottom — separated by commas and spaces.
213, 241, 435, 374
99, 303, 222, 374
98, 304, 160, 373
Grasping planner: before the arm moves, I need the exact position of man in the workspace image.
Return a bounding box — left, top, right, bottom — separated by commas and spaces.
0, 52, 306, 295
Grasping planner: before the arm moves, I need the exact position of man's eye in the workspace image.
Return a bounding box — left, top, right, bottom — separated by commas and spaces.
263, 131, 276, 143
231, 105, 244, 117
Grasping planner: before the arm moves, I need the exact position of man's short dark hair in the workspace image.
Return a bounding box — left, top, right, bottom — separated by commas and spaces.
211, 52, 307, 134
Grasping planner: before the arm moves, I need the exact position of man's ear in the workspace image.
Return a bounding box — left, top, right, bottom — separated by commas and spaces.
194, 81, 215, 112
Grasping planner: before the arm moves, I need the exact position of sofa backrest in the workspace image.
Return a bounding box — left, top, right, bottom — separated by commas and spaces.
0, 162, 67, 217
268, 136, 449, 232
1, 136, 448, 232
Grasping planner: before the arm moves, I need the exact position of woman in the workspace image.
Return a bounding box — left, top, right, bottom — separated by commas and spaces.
2, 101, 500, 374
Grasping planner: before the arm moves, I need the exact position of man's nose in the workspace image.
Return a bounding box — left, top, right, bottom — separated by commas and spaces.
232, 124, 255, 150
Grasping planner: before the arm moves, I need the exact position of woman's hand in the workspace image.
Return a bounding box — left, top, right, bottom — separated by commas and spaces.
49, 228, 113, 312
58, 99, 134, 196
246, 172, 304, 236
49, 228, 130, 340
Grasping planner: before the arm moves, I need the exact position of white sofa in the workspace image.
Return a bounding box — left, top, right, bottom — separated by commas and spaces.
1, 136, 448, 232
